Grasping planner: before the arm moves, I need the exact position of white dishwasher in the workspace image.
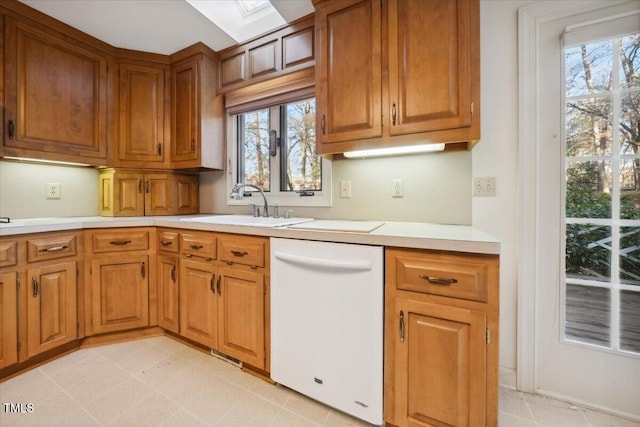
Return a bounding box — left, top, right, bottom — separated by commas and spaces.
270, 237, 383, 425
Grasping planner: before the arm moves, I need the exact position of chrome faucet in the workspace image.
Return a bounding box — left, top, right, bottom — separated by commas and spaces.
230, 183, 269, 217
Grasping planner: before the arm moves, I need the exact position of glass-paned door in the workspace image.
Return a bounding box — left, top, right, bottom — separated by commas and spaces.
563, 33, 640, 355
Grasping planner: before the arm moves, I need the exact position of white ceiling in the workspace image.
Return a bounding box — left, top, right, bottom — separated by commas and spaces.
19, 0, 314, 54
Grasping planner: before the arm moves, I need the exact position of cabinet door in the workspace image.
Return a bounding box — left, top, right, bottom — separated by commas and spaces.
391, 298, 486, 427
3, 17, 107, 163
171, 57, 199, 163
144, 173, 174, 215
117, 63, 167, 166
218, 267, 265, 369
388, 0, 473, 136
26, 261, 77, 358
179, 258, 217, 348
157, 254, 179, 333
113, 172, 145, 216
175, 174, 199, 214
315, 0, 382, 149
91, 255, 149, 334
0, 271, 18, 368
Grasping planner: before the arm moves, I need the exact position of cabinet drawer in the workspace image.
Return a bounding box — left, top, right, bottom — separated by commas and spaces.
219, 235, 265, 268
394, 253, 488, 302
158, 230, 179, 253
181, 233, 216, 259
27, 234, 77, 263
92, 230, 149, 253
0, 241, 18, 267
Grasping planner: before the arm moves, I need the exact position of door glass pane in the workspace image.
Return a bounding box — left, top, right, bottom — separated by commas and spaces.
621, 159, 640, 220
620, 290, 640, 352
565, 284, 610, 347
620, 35, 640, 89
239, 109, 271, 191
282, 99, 320, 192
566, 161, 613, 218
620, 93, 640, 155
566, 225, 611, 281
621, 226, 640, 286
565, 41, 612, 96
565, 97, 612, 156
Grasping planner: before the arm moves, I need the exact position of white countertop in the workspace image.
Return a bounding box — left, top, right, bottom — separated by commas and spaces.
0, 215, 501, 255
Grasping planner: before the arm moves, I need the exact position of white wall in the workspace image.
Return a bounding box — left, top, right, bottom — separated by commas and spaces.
0, 160, 99, 219
200, 150, 472, 224
474, 0, 533, 387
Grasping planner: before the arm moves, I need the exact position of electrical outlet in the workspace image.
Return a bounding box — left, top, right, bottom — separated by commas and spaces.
473, 177, 496, 197
392, 179, 404, 198
46, 183, 61, 199
340, 180, 352, 198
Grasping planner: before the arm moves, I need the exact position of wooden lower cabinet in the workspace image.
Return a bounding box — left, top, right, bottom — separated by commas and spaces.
26, 261, 77, 358
90, 255, 149, 334
157, 253, 179, 333
0, 271, 19, 369
385, 248, 499, 427
218, 267, 265, 369
179, 258, 218, 348
390, 298, 486, 427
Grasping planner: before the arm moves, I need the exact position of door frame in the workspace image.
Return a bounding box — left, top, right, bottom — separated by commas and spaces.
516, 0, 635, 394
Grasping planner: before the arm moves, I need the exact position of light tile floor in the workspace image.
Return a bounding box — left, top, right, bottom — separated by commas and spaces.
0, 336, 638, 427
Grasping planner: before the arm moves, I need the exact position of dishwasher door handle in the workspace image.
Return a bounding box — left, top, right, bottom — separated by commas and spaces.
274, 251, 373, 272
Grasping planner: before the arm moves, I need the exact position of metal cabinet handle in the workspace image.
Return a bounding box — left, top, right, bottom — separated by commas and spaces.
138, 179, 143, 193
141, 262, 146, 278
399, 311, 405, 343
145, 180, 149, 194
171, 265, 176, 282
230, 250, 248, 257
158, 142, 162, 156
189, 244, 203, 250
160, 240, 172, 246
419, 274, 458, 285
110, 240, 132, 246
321, 114, 326, 135
190, 139, 196, 152
210, 275, 215, 293
32, 276, 39, 297
38, 245, 68, 253
392, 103, 397, 125
8, 119, 14, 139
217, 275, 221, 296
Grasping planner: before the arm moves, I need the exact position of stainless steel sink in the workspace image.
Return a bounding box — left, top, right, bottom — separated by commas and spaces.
180, 215, 314, 228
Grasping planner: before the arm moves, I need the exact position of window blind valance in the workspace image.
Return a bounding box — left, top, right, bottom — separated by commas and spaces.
562, 10, 639, 47
224, 67, 315, 115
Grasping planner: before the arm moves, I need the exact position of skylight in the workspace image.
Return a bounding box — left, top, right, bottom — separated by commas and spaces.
236, 0, 270, 16
186, 0, 286, 44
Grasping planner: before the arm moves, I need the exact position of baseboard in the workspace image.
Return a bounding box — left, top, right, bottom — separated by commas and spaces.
499, 366, 517, 390
535, 388, 640, 422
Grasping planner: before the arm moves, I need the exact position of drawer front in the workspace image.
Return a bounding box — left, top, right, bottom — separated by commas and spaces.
27, 234, 77, 263
0, 241, 18, 267
181, 233, 216, 259
92, 230, 149, 253
395, 254, 488, 302
158, 230, 179, 253
219, 235, 265, 268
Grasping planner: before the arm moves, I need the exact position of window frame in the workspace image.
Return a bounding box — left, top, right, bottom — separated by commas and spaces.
226, 99, 332, 208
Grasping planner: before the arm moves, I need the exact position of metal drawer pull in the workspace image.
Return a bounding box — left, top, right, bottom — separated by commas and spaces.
160, 240, 172, 246
189, 244, 203, 250
419, 274, 458, 285
399, 311, 405, 343
38, 245, 69, 253
230, 250, 248, 257
110, 240, 132, 246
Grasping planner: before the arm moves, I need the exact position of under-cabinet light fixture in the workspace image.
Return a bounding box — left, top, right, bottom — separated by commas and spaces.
2, 156, 92, 167
342, 143, 446, 159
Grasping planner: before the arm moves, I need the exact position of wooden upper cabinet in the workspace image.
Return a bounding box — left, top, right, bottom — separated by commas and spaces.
388, 0, 474, 136
116, 61, 169, 167
170, 49, 224, 170
2, 16, 108, 164
315, 0, 382, 147
313, 0, 480, 154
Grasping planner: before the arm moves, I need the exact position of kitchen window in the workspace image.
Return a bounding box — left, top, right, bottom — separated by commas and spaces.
227, 97, 332, 207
